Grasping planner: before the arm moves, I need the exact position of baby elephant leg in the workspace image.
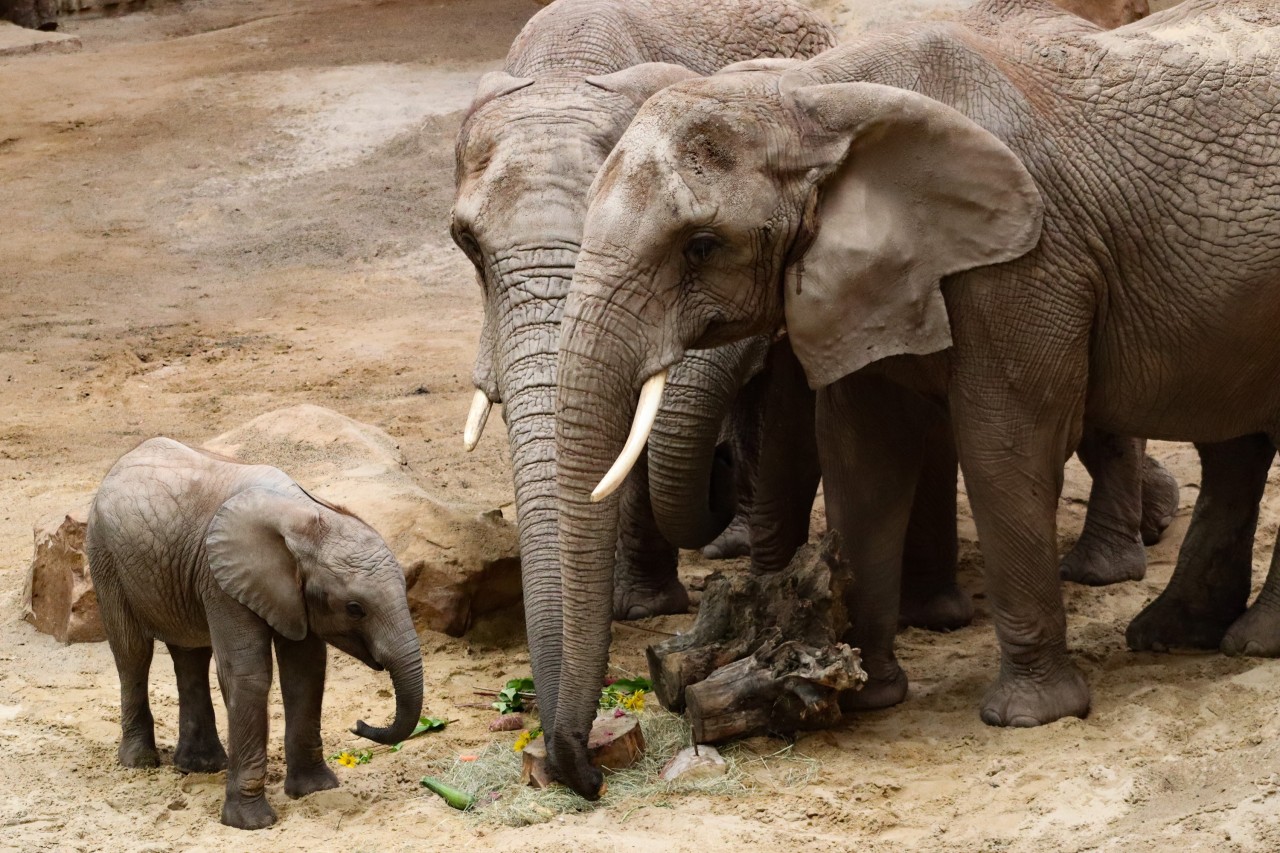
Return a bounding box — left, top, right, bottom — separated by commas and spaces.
211, 613, 277, 830
95, 557, 159, 768
274, 633, 339, 798
168, 644, 227, 773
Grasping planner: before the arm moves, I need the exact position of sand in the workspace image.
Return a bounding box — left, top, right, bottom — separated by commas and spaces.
2, 0, 1278, 850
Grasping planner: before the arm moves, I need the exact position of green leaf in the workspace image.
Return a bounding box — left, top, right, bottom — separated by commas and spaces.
491, 677, 535, 714
409, 715, 449, 738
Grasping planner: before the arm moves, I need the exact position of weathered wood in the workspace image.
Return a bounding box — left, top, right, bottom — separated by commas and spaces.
684, 635, 866, 744
646, 532, 851, 712
519, 713, 645, 789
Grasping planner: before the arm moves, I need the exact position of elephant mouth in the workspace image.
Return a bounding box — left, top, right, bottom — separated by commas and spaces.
330, 634, 382, 670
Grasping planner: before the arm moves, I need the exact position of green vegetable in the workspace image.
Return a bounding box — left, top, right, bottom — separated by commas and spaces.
420, 776, 476, 810
492, 677, 536, 714
600, 675, 653, 709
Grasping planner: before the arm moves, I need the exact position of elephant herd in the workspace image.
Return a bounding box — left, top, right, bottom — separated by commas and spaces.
86, 0, 1280, 828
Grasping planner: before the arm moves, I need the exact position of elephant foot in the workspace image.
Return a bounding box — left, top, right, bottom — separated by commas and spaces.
285, 763, 339, 799
175, 736, 228, 774
979, 661, 1089, 727
899, 583, 973, 632
613, 578, 689, 621
221, 794, 277, 830
1221, 606, 1280, 657
839, 666, 908, 712
1126, 588, 1243, 652
118, 736, 159, 769
1060, 530, 1146, 586
1140, 455, 1180, 546
701, 515, 751, 560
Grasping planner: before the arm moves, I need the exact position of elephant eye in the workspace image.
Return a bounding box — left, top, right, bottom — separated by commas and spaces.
451, 223, 483, 265
684, 232, 720, 266
345, 601, 366, 619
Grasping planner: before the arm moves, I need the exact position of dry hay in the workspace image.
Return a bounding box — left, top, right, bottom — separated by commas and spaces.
426, 710, 822, 826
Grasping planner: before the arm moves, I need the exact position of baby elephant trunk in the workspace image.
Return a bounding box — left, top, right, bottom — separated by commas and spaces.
351, 634, 424, 745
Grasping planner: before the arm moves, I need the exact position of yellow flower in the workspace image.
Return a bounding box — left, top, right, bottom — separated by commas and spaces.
621, 690, 646, 713
337, 751, 358, 768
513, 730, 533, 753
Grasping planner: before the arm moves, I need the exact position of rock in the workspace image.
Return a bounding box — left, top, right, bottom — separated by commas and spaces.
660, 745, 727, 782
22, 503, 104, 643
203, 405, 521, 637
0, 20, 79, 55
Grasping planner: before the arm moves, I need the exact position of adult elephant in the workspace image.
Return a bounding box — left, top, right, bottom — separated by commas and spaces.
551, 0, 1276, 798
450, 0, 836, 770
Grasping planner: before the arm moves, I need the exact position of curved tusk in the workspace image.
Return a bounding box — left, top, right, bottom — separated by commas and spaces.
463, 389, 492, 452
591, 369, 667, 503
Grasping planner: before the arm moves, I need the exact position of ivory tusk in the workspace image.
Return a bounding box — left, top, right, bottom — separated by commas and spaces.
463, 389, 492, 452
591, 369, 667, 502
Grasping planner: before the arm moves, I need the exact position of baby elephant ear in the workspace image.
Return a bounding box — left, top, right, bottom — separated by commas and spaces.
205, 487, 321, 641
782, 82, 1044, 388
585, 62, 701, 109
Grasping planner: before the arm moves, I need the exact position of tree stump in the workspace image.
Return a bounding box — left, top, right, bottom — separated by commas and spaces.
519, 712, 646, 789
646, 532, 867, 742
646, 532, 852, 712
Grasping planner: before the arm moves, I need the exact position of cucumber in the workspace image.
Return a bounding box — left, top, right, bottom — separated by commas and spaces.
420, 776, 476, 810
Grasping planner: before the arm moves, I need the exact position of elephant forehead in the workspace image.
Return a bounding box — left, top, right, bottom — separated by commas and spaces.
588, 144, 704, 231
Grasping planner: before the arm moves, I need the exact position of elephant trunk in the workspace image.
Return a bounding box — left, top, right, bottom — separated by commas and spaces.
647, 340, 762, 549
352, 627, 424, 745
484, 252, 580, 743
552, 288, 657, 799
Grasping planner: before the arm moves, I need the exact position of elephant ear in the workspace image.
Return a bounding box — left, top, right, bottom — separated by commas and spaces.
585, 62, 701, 109
205, 487, 322, 641
469, 70, 534, 114
780, 80, 1044, 389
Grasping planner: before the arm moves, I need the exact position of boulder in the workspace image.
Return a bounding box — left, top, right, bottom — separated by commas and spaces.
22, 503, 105, 644
203, 405, 520, 636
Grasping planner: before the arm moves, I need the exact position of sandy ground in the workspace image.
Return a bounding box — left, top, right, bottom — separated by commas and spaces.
2, 0, 1279, 850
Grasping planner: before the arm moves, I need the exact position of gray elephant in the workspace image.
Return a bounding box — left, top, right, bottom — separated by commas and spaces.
86, 438, 423, 830
549, 0, 1279, 797
450, 0, 836, 754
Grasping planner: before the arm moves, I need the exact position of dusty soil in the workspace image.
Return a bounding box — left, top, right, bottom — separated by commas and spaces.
2, 1, 1278, 850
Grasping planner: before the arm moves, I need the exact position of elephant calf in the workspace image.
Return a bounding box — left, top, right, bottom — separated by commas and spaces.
86, 438, 424, 830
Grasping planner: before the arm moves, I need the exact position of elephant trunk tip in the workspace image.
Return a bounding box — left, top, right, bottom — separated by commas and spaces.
550, 730, 605, 800
351, 718, 409, 745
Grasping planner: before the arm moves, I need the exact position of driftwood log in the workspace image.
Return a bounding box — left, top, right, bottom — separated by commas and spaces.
646, 532, 867, 742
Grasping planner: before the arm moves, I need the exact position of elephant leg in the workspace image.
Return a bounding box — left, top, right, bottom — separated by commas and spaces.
820, 373, 925, 712
275, 633, 339, 798
1140, 453, 1180, 546
899, 413, 972, 632
1060, 429, 1147, 585
702, 372, 765, 560
748, 337, 821, 574
94, 554, 158, 768
613, 453, 687, 620
1223, 438, 1280, 656
952, 383, 1089, 728
210, 609, 277, 830
1128, 435, 1273, 652
168, 644, 226, 773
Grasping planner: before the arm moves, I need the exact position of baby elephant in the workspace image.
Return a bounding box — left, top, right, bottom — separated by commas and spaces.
86, 438, 424, 830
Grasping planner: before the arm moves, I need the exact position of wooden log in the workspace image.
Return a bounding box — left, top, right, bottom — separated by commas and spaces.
685, 635, 866, 744
519, 713, 646, 789
646, 532, 851, 712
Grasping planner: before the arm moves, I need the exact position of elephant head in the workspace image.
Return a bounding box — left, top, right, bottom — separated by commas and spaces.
206, 487, 424, 746
450, 61, 768, 743
551, 68, 1043, 795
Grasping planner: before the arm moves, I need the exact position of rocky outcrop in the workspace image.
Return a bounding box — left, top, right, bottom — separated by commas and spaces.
22, 504, 104, 644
